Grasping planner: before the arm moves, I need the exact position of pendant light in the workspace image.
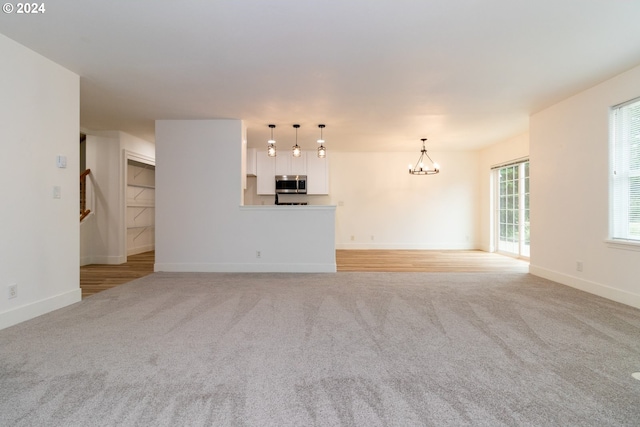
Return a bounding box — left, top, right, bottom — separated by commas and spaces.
267, 124, 276, 157
409, 138, 440, 175
317, 124, 326, 158
292, 124, 301, 157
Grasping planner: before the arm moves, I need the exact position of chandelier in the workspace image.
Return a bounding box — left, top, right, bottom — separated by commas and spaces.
409, 138, 440, 175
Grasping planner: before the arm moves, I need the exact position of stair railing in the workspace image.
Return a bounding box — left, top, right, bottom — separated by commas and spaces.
80, 169, 91, 221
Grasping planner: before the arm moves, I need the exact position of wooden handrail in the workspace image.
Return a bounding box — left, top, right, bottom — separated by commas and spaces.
80, 209, 91, 222
80, 169, 91, 221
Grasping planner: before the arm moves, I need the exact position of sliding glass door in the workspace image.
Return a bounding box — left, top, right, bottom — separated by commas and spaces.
494, 161, 530, 258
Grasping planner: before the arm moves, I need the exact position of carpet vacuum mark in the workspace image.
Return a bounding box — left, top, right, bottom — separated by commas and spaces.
1, 272, 640, 426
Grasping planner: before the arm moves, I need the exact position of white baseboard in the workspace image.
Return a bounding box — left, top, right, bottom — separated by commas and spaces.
127, 244, 154, 256
335, 243, 478, 250
88, 255, 127, 265
81, 253, 143, 265
154, 262, 337, 273
0, 288, 82, 330
529, 265, 640, 310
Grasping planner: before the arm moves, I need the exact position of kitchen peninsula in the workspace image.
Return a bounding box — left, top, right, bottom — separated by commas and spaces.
238, 204, 336, 272
154, 119, 336, 273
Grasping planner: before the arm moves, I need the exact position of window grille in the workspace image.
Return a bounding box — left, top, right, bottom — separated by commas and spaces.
610, 97, 640, 242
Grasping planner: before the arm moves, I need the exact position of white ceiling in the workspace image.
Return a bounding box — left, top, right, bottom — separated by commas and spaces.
2, 0, 640, 152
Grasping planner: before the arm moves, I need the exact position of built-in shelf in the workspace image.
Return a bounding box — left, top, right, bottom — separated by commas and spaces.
127, 160, 155, 256
127, 183, 155, 189
127, 203, 155, 208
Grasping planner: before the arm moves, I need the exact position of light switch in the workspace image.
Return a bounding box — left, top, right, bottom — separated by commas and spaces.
56, 155, 67, 168
53, 186, 61, 199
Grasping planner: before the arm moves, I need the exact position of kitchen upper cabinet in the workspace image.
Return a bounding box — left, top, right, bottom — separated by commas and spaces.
276, 151, 307, 176
306, 153, 329, 195
256, 150, 327, 195
246, 148, 257, 176
256, 151, 276, 195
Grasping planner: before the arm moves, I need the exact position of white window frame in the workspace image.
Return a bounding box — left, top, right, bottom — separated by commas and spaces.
608, 96, 640, 251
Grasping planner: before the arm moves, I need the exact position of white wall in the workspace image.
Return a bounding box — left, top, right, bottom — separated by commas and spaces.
478, 133, 530, 252
82, 132, 122, 264
530, 63, 640, 309
155, 120, 336, 272
80, 131, 155, 265
0, 34, 81, 329
120, 131, 155, 159
331, 151, 480, 249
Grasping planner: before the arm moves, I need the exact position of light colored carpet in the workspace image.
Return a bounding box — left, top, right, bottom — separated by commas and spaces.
1, 272, 640, 426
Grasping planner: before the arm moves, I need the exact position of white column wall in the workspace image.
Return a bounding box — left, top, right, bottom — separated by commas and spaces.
155, 120, 336, 272
530, 64, 640, 309
0, 34, 81, 329
155, 120, 242, 265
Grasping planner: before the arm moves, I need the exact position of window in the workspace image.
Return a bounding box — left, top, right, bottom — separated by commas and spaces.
493, 160, 530, 257
610, 97, 640, 242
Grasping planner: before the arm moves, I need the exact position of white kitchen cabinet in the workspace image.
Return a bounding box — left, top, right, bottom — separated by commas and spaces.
256, 150, 327, 195
276, 151, 307, 176
291, 153, 307, 175
306, 153, 329, 195
246, 148, 257, 176
256, 151, 276, 194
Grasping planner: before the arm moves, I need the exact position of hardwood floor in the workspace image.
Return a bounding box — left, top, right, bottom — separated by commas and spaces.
80, 250, 528, 298
80, 251, 155, 298
336, 249, 529, 273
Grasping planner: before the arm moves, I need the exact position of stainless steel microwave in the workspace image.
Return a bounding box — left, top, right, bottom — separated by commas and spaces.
275, 175, 307, 194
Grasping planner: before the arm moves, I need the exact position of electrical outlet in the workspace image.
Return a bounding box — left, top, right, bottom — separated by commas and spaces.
256, 251, 261, 258
350, 235, 355, 241
8, 284, 17, 299
370, 235, 375, 241
576, 261, 583, 272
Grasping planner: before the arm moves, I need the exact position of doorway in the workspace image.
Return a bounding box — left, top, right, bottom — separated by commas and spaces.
493, 160, 530, 258
125, 158, 155, 257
